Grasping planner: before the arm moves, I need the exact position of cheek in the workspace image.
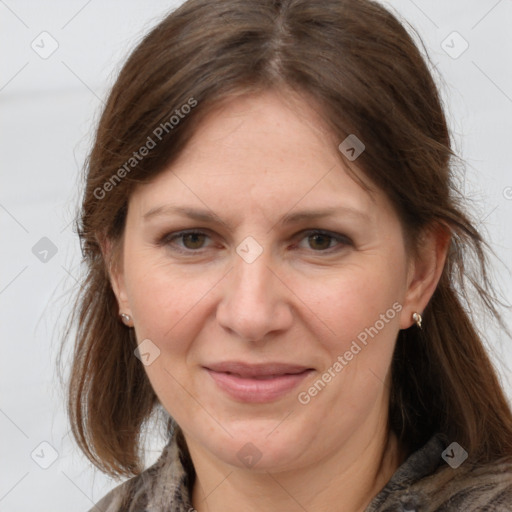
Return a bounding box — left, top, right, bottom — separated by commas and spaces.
124, 253, 224, 362
124, 254, 187, 338
293, 257, 405, 354
123, 258, 211, 413
293, 262, 404, 419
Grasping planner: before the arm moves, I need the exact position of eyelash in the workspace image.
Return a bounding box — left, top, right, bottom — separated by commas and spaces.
157, 229, 353, 255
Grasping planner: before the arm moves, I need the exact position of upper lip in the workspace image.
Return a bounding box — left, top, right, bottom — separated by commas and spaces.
204, 361, 312, 378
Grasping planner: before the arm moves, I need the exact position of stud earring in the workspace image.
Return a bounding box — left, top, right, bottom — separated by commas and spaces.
120, 313, 132, 326
412, 312, 423, 329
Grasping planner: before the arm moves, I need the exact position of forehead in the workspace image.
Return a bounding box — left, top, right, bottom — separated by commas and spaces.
129, 90, 386, 226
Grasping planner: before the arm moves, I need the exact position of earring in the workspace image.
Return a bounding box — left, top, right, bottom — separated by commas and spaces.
120, 313, 132, 326
412, 312, 422, 329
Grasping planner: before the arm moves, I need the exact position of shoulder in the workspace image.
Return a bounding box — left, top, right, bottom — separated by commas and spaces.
86, 467, 164, 512
88, 480, 131, 512
412, 457, 512, 511
86, 433, 192, 512
368, 434, 512, 512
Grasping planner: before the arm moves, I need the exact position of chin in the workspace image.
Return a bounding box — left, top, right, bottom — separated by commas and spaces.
184, 415, 316, 472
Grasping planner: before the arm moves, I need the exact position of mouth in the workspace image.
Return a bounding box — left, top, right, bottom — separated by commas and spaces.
203, 361, 314, 403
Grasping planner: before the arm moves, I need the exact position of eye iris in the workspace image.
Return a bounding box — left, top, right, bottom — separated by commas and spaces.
183, 233, 205, 249
309, 233, 331, 250
176, 232, 339, 251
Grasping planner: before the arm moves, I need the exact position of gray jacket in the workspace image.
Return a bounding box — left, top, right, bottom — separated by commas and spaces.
89, 430, 512, 511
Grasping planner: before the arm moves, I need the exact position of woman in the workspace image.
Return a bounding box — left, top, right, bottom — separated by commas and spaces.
64, 0, 512, 510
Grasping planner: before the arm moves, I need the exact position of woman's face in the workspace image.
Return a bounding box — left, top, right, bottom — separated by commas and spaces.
113, 89, 419, 472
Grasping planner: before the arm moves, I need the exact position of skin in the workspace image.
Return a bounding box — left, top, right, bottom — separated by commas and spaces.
108, 88, 450, 512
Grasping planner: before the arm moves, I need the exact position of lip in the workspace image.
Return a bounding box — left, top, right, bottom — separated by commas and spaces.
203, 361, 314, 403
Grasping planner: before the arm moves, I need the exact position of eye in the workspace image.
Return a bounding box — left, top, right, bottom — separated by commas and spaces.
295, 229, 352, 252
158, 230, 213, 253
157, 228, 352, 255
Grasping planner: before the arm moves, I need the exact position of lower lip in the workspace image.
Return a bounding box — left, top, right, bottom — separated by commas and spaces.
205, 368, 313, 403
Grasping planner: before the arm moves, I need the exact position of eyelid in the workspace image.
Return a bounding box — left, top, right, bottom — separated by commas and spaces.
158, 229, 216, 252
292, 229, 353, 252
157, 228, 353, 254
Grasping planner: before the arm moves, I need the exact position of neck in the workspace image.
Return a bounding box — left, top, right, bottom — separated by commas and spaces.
189, 422, 405, 512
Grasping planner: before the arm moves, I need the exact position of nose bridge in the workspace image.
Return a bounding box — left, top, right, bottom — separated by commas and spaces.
231, 243, 277, 314
216, 240, 290, 341
230, 232, 275, 299
233, 246, 273, 302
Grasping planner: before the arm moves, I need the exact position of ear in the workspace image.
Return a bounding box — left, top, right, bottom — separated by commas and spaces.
99, 235, 132, 318
399, 222, 451, 330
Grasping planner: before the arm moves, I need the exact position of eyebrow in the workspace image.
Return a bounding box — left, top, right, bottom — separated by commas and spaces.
143, 205, 369, 230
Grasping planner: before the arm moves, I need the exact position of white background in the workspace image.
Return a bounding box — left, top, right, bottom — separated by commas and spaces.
1, 1, 511, 510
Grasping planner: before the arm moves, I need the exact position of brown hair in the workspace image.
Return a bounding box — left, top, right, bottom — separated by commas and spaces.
60, 0, 512, 478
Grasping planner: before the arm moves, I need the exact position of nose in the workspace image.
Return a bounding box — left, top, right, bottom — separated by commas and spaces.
215, 246, 293, 343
